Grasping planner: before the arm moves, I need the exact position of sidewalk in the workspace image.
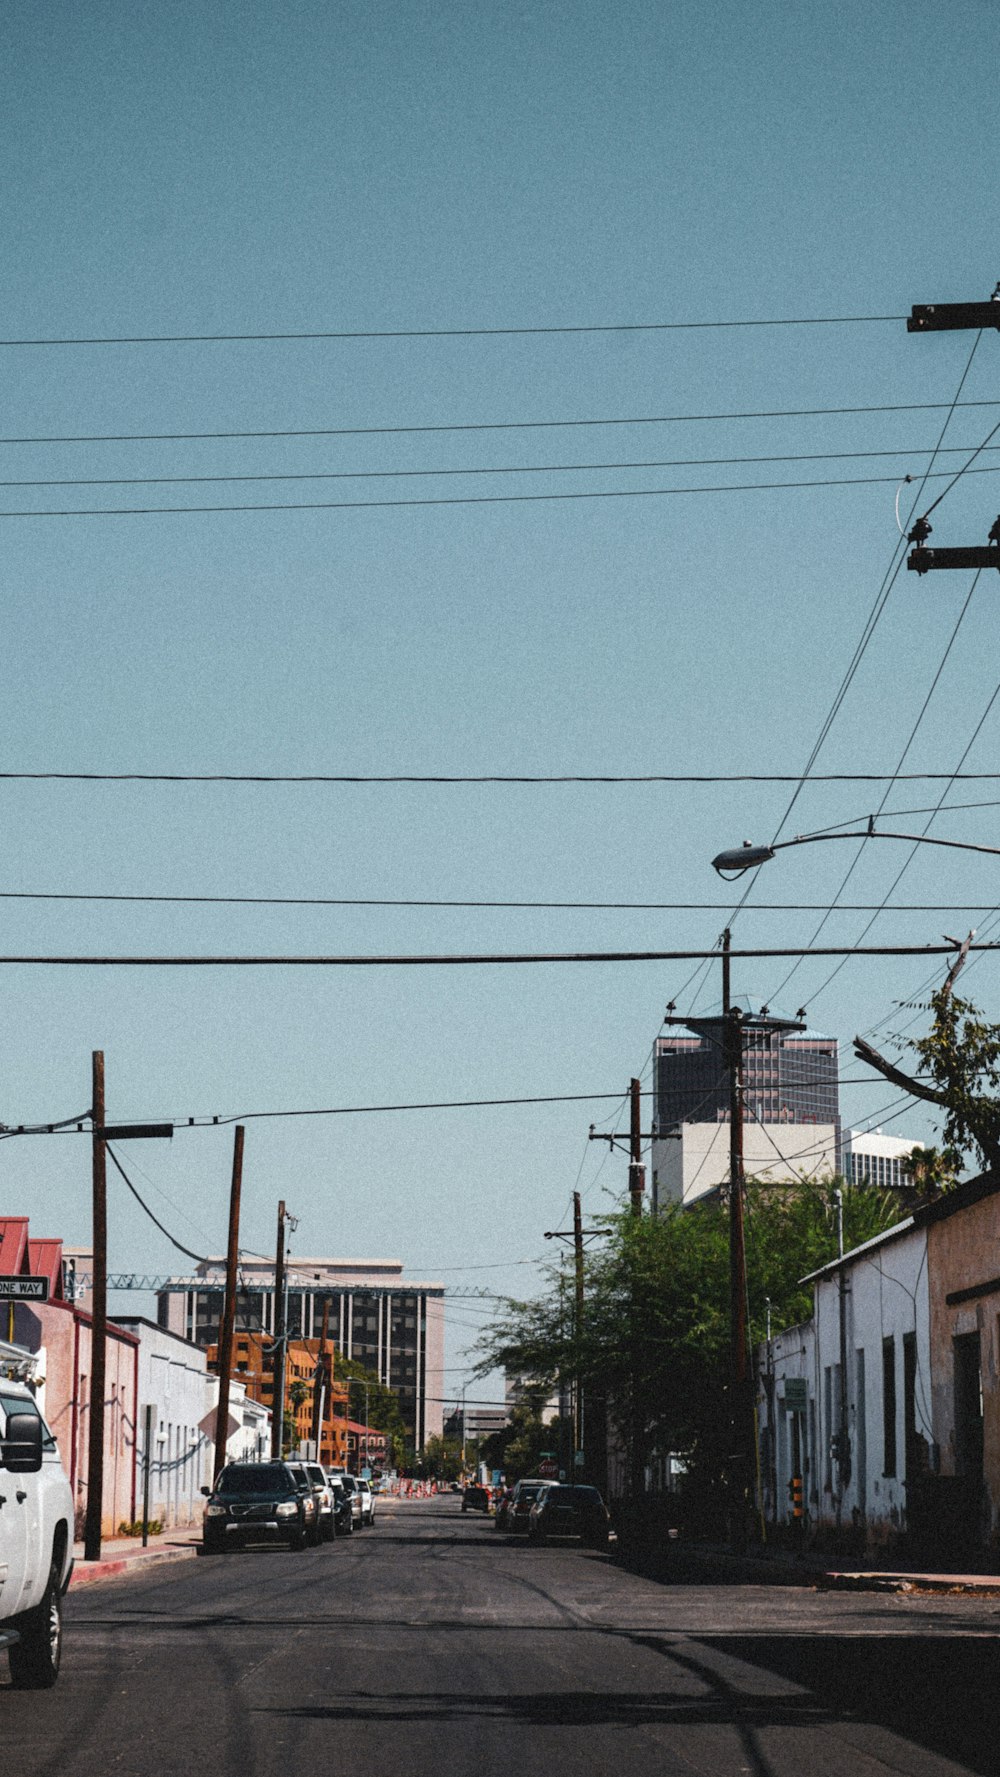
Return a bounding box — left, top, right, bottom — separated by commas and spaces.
619, 1538, 1000, 1597
70, 1524, 202, 1589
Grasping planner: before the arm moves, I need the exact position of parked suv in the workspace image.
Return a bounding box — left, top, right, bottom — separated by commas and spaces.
288, 1460, 334, 1544
324, 1471, 355, 1536
330, 1471, 364, 1526
527, 1483, 611, 1547
503, 1479, 546, 1534
202, 1461, 316, 1552
354, 1477, 376, 1526
0, 1379, 73, 1687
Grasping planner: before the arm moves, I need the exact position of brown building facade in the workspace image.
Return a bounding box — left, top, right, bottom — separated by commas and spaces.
926, 1174, 1000, 1550
206, 1330, 350, 1467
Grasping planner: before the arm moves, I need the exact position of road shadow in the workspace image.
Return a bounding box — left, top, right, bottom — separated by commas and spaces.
662, 1631, 1000, 1777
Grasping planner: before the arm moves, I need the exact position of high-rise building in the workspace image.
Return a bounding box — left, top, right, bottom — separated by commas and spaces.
652, 1019, 841, 1206
157, 1256, 444, 1449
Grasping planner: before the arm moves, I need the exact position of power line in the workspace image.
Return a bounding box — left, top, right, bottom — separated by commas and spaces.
0, 1090, 641, 1137
9, 439, 1000, 491
7, 462, 1000, 518
0, 942, 994, 966
0, 313, 904, 348
105, 1143, 211, 1265
4, 770, 1000, 785
4, 398, 999, 448
6, 888, 1000, 913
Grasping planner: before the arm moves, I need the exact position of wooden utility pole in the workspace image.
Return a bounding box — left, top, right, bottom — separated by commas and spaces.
573, 1191, 585, 1473
213, 1125, 244, 1481
628, 1077, 645, 1215
722, 930, 750, 1553
270, 1200, 287, 1458
312, 1298, 330, 1459
84, 1050, 107, 1563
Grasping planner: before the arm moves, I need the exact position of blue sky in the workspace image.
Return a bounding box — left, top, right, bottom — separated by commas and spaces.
3, 0, 1000, 1396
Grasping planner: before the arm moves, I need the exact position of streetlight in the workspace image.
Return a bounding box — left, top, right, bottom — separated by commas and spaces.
712, 822, 1000, 880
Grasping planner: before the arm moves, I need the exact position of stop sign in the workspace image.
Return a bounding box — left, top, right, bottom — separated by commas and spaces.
538, 1457, 558, 1479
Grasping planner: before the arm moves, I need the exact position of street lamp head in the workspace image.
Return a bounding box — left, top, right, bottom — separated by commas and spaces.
711, 840, 777, 878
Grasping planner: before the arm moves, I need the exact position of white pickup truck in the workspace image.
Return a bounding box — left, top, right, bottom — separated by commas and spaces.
0, 1377, 73, 1687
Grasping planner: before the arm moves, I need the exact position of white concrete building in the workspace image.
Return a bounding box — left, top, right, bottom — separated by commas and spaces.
654, 1120, 839, 1206
116, 1317, 214, 1529
843, 1128, 924, 1193
759, 1214, 932, 1546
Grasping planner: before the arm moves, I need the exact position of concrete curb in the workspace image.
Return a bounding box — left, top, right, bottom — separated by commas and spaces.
70, 1543, 200, 1588
820, 1569, 1000, 1597
617, 1540, 1000, 1597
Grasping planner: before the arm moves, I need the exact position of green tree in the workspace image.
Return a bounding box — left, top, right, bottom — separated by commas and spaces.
855, 974, 1000, 1177
474, 1175, 898, 1507
476, 1402, 570, 1482
415, 1434, 465, 1482
335, 1355, 409, 1469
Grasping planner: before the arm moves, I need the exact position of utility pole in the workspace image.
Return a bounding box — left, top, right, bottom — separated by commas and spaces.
722, 929, 751, 1553
834, 1186, 851, 1530
663, 940, 804, 1549
628, 1078, 645, 1215
573, 1191, 585, 1472
312, 1297, 330, 1460
84, 1050, 107, 1563
544, 1202, 609, 1484
213, 1125, 244, 1481
588, 1078, 668, 1209
270, 1200, 287, 1459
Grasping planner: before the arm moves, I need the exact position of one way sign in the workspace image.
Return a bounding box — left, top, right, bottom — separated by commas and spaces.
0, 1276, 49, 1301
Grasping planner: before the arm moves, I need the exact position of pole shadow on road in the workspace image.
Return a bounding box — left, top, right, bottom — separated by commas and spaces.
632, 1630, 1000, 1777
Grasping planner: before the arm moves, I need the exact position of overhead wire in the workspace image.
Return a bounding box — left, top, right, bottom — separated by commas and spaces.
4, 397, 1000, 449
7, 461, 1000, 518
106, 1143, 211, 1265
6, 887, 1000, 913
0, 312, 905, 347
6, 769, 1000, 784
771, 568, 983, 1007
9, 438, 1000, 491
734, 333, 986, 1018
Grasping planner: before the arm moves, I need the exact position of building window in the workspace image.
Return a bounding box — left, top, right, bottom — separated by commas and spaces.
882, 1336, 896, 1477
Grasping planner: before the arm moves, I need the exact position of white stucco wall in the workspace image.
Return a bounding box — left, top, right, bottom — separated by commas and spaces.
759, 1219, 931, 1544
117, 1317, 213, 1528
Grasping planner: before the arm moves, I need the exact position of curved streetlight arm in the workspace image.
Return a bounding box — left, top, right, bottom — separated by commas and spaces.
712, 827, 1000, 879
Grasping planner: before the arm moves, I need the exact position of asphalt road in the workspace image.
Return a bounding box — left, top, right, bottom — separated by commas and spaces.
5, 1496, 1000, 1776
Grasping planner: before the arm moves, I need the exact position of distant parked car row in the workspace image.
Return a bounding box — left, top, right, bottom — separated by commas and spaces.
483, 1477, 611, 1548
202, 1460, 377, 1552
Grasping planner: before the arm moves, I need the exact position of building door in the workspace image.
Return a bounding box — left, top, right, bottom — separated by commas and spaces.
855, 1349, 867, 1518
954, 1332, 984, 1481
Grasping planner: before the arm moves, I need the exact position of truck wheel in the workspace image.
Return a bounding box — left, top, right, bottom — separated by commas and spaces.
9, 1565, 62, 1689
288, 1526, 306, 1551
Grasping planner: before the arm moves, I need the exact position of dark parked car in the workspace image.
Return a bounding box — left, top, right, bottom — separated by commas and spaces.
202, 1461, 316, 1552
294, 1460, 336, 1542
324, 1471, 355, 1536
462, 1484, 491, 1514
503, 1479, 546, 1535
527, 1484, 611, 1547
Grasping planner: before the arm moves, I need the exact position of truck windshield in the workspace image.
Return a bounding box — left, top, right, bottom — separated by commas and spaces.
216, 1466, 290, 1494
0, 1389, 58, 1451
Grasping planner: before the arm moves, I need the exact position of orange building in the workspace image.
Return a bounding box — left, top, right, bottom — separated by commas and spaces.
206, 1330, 349, 1466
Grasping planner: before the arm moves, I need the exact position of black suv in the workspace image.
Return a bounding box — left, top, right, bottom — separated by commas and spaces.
202, 1461, 316, 1552
527, 1484, 611, 1547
